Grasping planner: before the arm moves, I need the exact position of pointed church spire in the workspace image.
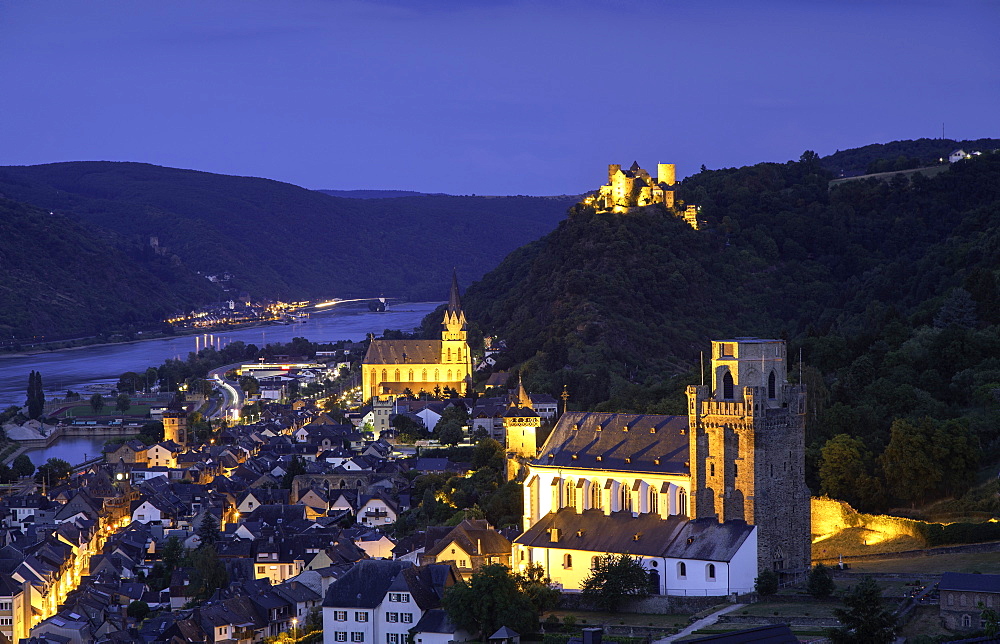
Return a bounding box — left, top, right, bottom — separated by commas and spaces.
447, 269, 462, 314
518, 377, 533, 411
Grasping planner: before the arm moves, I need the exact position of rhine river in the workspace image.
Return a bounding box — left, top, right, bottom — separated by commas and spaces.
0, 302, 441, 462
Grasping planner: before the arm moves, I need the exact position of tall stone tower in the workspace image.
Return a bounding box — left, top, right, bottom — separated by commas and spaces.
686, 338, 810, 575
162, 410, 188, 448
504, 378, 541, 481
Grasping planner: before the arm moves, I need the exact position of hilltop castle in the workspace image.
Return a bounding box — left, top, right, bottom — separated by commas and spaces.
584, 161, 699, 228
509, 337, 810, 595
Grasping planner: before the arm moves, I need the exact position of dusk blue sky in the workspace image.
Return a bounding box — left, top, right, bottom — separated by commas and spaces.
1, 1, 997, 195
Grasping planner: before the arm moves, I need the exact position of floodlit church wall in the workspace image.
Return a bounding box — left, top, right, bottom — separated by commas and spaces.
523, 466, 690, 527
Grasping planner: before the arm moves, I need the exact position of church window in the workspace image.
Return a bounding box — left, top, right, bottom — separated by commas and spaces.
677, 562, 686, 578
706, 564, 716, 581
619, 484, 631, 511
563, 554, 572, 569
447, 370, 452, 381
678, 488, 688, 516
394, 369, 400, 381
733, 463, 738, 478
434, 369, 439, 381
458, 348, 463, 362
382, 369, 388, 382
422, 369, 427, 381
408, 370, 414, 381
590, 481, 601, 510
591, 556, 600, 570
710, 463, 715, 477
447, 348, 452, 361
648, 488, 658, 514
565, 480, 576, 508
768, 371, 776, 399
722, 371, 734, 399
963, 614, 972, 628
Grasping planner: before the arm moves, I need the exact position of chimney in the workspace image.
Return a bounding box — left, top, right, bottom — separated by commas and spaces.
582, 628, 602, 644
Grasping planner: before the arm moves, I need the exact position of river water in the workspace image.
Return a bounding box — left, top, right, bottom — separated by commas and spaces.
2, 301, 441, 463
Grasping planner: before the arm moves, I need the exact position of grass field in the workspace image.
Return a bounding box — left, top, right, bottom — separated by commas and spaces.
59, 402, 152, 418
739, 601, 841, 619
543, 610, 691, 630
849, 552, 1000, 575
900, 605, 955, 641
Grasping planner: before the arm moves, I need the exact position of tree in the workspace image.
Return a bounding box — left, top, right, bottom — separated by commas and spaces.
12, 454, 34, 478
879, 418, 940, 506
118, 371, 143, 393
90, 393, 105, 413
161, 535, 184, 572
281, 456, 307, 489
807, 563, 835, 599
819, 434, 872, 506
582, 554, 650, 612
515, 563, 559, 615
0, 464, 16, 484
116, 393, 132, 413
126, 600, 150, 621
755, 568, 779, 596
442, 564, 538, 639
186, 544, 229, 600
26, 370, 44, 419
196, 512, 221, 546
35, 457, 72, 485
828, 576, 898, 644
437, 420, 464, 446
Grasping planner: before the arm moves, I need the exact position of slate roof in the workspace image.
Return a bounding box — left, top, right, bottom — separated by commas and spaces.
424, 520, 511, 558
534, 412, 689, 475
514, 509, 753, 562
413, 608, 458, 635
363, 340, 443, 365
940, 572, 1000, 593
323, 559, 412, 608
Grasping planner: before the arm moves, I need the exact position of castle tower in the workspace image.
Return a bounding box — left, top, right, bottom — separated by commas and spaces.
504, 377, 541, 480
686, 338, 810, 575
657, 163, 676, 186
607, 164, 621, 184
162, 410, 188, 447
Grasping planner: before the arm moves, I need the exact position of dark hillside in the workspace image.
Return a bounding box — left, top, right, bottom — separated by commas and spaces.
460, 151, 1000, 510
0, 198, 222, 339
0, 162, 575, 302
820, 137, 1000, 177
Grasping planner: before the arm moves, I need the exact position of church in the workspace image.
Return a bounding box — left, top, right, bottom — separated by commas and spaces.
510, 338, 810, 596
362, 273, 472, 402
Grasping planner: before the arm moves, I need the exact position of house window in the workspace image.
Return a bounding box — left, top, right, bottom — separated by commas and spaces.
402, 614, 413, 624
564, 554, 572, 569
707, 564, 716, 581
678, 562, 687, 579
460, 560, 467, 568
334, 611, 347, 621
388, 593, 410, 603
336, 633, 348, 642
352, 634, 364, 642
356, 612, 368, 622
387, 612, 398, 623
387, 635, 400, 644
258, 566, 265, 573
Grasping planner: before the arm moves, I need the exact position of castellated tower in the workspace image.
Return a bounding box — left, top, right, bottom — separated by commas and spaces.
162, 410, 188, 447
686, 338, 810, 575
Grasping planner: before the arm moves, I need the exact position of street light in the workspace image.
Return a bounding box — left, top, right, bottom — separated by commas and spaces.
291, 618, 298, 640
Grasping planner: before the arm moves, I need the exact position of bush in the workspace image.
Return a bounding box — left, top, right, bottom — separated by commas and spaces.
808, 563, 836, 598
755, 568, 779, 596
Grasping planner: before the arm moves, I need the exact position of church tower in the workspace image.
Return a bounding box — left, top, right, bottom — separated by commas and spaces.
686, 338, 810, 575
504, 377, 541, 480
440, 270, 470, 394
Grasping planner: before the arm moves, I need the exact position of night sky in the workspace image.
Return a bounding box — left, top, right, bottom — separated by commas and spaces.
1, 1, 996, 195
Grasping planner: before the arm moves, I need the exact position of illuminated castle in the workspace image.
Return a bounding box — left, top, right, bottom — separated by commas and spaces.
584, 161, 699, 229
361, 272, 472, 402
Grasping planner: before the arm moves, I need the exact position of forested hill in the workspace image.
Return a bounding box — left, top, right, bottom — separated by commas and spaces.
819, 137, 1000, 176
0, 198, 222, 339
0, 162, 576, 303
460, 150, 1000, 511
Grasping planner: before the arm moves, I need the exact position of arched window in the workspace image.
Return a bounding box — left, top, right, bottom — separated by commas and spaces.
678, 488, 688, 516
963, 614, 972, 628
422, 369, 428, 381
768, 370, 776, 399
619, 484, 631, 511
447, 369, 452, 381
564, 554, 572, 569
458, 348, 463, 362
565, 480, 576, 508
408, 370, 414, 381
677, 562, 687, 578
590, 480, 602, 510
706, 564, 716, 580
648, 488, 658, 514
434, 369, 439, 381
394, 369, 400, 381
710, 463, 715, 477
382, 369, 388, 382
722, 370, 734, 399
447, 348, 452, 361
591, 556, 601, 570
